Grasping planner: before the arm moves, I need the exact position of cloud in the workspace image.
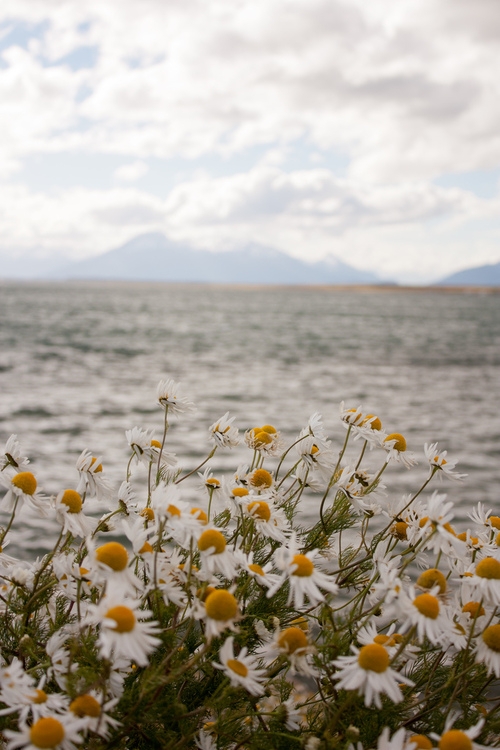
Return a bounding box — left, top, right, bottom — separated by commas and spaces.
113, 160, 149, 182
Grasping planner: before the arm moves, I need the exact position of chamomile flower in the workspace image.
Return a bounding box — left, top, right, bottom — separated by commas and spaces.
267, 535, 338, 609
257, 621, 317, 676
244, 496, 290, 543
376, 727, 408, 750
340, 403, 364, 427
245, 425, 281, 455
2, 435, 29, 471
430, 717, 488, 750
395, 586, 452, 645
197, 527, 239, 580
89, 595, 161, 667
241, 552, 280, 590
209, 412, 239, 448
87, 540, 141, 596
202, 588, 240, 640
474, 623, 500, 676
126, 427, 176, 468
69, 692, 120, 739
383, 433, 417, 469
0, 673, 69, 722
0, 470, 49, 517
46, 632, 78, 691
55, 490, 95, 538
296, 435, 336, 483
213, 636, 265, 695
424, 442, 467, 481
75, 450, 113, 502
332, 643, 413, 708
467, 556, 500, 605
156, 378, 195, 415
4, 714, 84, 750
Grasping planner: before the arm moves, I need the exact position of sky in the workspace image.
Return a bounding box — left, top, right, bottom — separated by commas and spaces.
1, 0, 500, 284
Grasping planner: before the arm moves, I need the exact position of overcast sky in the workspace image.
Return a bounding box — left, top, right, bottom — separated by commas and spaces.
1, 0, 500, 283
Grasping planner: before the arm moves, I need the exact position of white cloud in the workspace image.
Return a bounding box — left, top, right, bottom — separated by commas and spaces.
113, 160, 149, 182
0, 0, 500, 279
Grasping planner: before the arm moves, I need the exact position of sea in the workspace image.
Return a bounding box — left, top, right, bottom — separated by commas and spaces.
1, 281, 499, 552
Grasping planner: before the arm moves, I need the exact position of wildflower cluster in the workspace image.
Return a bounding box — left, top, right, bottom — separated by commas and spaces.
0, 381, 499, 750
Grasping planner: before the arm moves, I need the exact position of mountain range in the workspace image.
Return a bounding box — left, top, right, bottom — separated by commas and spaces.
436, 261, 500, 286
43, 233, 381, 285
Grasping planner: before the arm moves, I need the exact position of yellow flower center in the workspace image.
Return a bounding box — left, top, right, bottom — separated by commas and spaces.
438, 730, 472, 750
409, 735, 433, 749
205, 590, 238, 621
346, 408, 363, 424
197, 585, 216, 601
363, 414, 382, 431
413, 593, 440, 619
278, 627, 308, 653
489, 516, 500, 530
248, 500, 271, 522
198, 529, 226, 554
139, 541, 154, 554
140, 507, 155, 521
95, 542, 129, 572
310, 444, 320, 455
206, 478, 221, 488
166, 504, 181, 516
461, 601, 485, 618
70, 694, 101, 717
31, 689, 48, 704
476, 557, 500, 579
250, 469, 273, 488
79, 567, 90, 577
290, 616, 309, 632
150, 439, 162, 448
291, 554, 314, 577
249, 563, 265, 576
357, 643, 389, 672
190, 507, 208, 523
227, 658, 248, 677
384, 433, 407, 452
232, 487, 249, 497
392, 521, 408, 540
60, 489, 82, 514
105, 605, 136, 633
30, 717, 65, 749
482, 624, 500, 652
416, 568, 447, 594
90, 457, 103, 472
373, 634, 397, 647
11, 471, 37, 495
254, 431, 273, 446
261, 424, 277, 434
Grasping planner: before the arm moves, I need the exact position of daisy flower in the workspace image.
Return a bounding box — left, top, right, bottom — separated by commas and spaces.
4, 713, 84, 750
393, 585, 452, 646
295, 435, 336, 483
125, 427, 176, 469
241, 551, 281, 590
383, 433, 417, 469
257, 621, 317, 676
202, 588, 240, 640
245, 425, 282, 456
69, 692, 120, 739
156, 378, 195, 415
424, 442, 467, 481
197, 528, 239, 580
86, 540, 141, 596
244, 496, 290, 543
430, 717, 488, 750
88, 595, 161, 667
474, 623, 500, 677
54, 490, 96, 538
0, 470, 49, 517
208, 412, 239, 448
340, 402, 364, 427
46, 632, 78, 691
2, 435, 29, 471
0, 673, 69, 722
467, 555, 500, 605
213, 636, 266, 695
75, 450, 113, 502
376, 727, 409, 750
266, 535, 338, 609
332, 643, 413, 708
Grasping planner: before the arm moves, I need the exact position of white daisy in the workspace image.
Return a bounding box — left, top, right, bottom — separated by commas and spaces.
244, 425, 282, 456
430, 717, 488, 750
0, 470, 49, 517
244, 496, 290, 543
69, 692, 120, 739
88, 595, 161, 667
467, 555, 500, 605
201, 588, 240, 640
2, 435, 29, 471
208, 412, 239, 448
257, 621, 317, 676
424, 442, 467, 481
156, 377, 195, 415
266, 535, 338, 609
75, 450, 113, 502
213, 636, 265, 695
54, 490, 96, 538
4, 713, 84, 750
383, 433, 417, 469
393, 585, 452, 646
474, 623, 500, 677
197, 528, 239, 580
86, 539, 141, 596
332, 643, 413, 708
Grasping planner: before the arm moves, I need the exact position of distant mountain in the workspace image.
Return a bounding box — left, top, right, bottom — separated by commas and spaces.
46, 233, 380, 285
436, 260, 500, 286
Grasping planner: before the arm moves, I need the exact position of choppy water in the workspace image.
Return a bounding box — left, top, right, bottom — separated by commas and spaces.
1, 281, 499, 548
